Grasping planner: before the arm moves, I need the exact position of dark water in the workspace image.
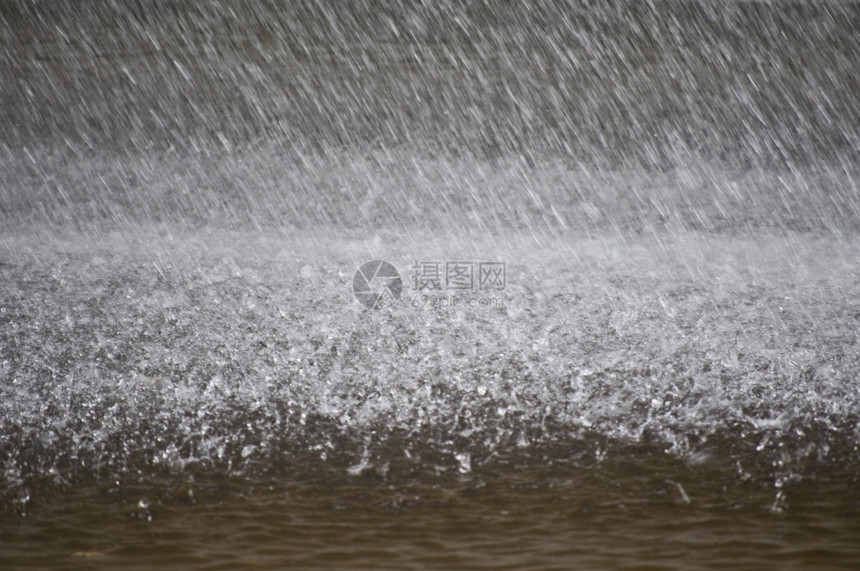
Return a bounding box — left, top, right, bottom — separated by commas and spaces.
2, 1, 860, 568
4, 463, 860, 569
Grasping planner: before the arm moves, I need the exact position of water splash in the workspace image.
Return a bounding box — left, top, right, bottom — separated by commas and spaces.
1, 226, 858, 513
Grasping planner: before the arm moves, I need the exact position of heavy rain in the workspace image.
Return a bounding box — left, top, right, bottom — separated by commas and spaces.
1, 1, 859, 567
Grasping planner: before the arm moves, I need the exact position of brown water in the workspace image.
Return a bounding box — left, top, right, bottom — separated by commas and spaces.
4, 458, 860, 569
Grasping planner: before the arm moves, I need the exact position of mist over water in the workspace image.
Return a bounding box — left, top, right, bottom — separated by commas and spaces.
1, 1, 860, 567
